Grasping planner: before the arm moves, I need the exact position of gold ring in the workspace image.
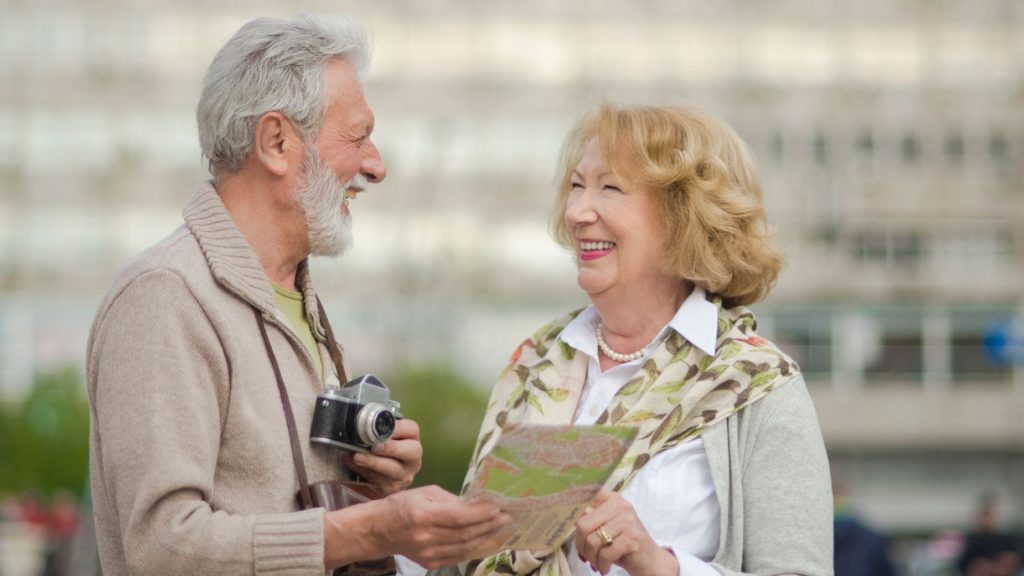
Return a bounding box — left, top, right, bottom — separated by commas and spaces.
597, 526, 614, 547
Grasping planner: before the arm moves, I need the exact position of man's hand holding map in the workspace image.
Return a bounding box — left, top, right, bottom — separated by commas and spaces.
462, 424, 638, 552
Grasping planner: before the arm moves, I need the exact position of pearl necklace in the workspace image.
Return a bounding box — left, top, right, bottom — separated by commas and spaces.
596, 321, 649, 363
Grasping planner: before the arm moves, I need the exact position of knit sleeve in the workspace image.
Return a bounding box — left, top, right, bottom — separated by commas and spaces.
709, 376, 834, 576
88, 269, 326, 575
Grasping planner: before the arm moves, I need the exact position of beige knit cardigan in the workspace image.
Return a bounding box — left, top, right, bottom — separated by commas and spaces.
87, 182, 350, 575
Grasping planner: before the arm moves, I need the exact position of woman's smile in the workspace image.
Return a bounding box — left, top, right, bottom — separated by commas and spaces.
579, 239, 616, 261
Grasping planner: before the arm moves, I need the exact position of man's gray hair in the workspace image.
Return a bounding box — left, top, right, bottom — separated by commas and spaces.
197, 13, 369, 176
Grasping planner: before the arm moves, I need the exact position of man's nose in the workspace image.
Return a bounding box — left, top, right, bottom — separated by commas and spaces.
361, 140, 386, 183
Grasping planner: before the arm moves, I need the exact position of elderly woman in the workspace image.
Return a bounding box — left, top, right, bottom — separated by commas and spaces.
461, 104, 832, 576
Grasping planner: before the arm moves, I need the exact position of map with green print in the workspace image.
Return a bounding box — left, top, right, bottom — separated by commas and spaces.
463, 424, 637, 551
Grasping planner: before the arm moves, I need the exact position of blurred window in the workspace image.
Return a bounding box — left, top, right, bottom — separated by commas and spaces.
0, 113, 16, 168
813, 130, 828, 166
950, 308, 1016, 384
0, 13, 12, 72
28, 111, 113, 171
865, 309, 923, 383
932, 229, 1014, 269
769, 309, 832, 382
0, 211, 9, 270
902, 133, 920, 163
769, 129, 785, 165
988, 132, 1008, 163
945, 131, 965, 162
856, 231, 922, 264
856, 130, 875, 159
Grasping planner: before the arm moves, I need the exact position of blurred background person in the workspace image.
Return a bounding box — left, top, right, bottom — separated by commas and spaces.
907, 530, 966, 576
40, 491, 79, 576
832, 469, 897, 576
957, 494, 1022, 576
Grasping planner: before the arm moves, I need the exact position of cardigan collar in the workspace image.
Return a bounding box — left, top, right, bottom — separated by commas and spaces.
182, 180, 328, 341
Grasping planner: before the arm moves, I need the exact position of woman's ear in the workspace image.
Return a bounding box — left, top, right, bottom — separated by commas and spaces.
253, 111, 298, 177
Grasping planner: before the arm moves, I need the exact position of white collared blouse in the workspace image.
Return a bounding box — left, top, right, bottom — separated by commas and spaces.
560, 286, 721, 576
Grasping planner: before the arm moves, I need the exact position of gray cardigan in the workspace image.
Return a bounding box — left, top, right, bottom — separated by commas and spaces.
423, 375, 832, 576
701, 374, 833, 575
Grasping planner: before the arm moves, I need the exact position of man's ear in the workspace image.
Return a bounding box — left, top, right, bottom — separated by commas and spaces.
253, 112, 299, 176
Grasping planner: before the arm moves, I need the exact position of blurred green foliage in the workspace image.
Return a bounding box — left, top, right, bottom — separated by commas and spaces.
0, 363, 489, 502
0, 365, 90, 501
386, 364, 490, 493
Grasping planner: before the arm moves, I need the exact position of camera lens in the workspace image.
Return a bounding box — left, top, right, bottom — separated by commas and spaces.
356, 403, 396, 446
374, 411, 396, 437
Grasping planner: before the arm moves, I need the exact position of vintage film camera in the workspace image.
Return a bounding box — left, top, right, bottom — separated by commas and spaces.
310, 374, 403, 453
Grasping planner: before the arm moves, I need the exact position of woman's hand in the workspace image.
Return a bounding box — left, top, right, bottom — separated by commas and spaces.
575, 489, 679, 576
341, 418, 422, 495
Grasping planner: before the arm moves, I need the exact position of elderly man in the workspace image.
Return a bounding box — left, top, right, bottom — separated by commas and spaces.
87, 14, 508, 576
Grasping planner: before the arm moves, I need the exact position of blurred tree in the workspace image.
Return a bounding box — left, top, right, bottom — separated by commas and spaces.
0, 365, 90, 501
386, 364, 490, 493
0, 398, 16, 492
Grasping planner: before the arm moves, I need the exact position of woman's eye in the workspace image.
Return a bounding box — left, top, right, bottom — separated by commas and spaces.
604, 185, 623, 193
570, 182, 583, 189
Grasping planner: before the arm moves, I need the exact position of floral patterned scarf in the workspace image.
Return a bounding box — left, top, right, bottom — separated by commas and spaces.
460, 297, 797, 576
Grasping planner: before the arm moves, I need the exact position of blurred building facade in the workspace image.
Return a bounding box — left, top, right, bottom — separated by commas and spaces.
1, 0, 1022, 539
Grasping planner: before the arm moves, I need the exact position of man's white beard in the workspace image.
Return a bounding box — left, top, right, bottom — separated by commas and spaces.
296, 146, 359, 257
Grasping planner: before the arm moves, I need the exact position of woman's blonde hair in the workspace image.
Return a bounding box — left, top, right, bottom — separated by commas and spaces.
552, 103, 783, 306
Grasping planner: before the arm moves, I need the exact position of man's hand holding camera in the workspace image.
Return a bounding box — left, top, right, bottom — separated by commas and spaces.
316, 375, 511, 570
341, 418, 422, 495
312, 374, 423, 495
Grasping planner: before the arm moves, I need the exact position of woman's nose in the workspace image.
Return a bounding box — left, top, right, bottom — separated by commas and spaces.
565, 189, 597, 228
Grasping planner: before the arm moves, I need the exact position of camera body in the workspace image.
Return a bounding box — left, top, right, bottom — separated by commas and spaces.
310, 374, 403, 453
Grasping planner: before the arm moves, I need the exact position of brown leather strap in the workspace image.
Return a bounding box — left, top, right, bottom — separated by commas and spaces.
316, 296, 348, 384
254, 308, 313, 510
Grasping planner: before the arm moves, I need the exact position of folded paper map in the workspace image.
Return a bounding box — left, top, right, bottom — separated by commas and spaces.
462, 424, 638, 552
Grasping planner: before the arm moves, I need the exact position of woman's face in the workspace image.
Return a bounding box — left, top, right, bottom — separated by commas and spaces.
565, 138, 678, 301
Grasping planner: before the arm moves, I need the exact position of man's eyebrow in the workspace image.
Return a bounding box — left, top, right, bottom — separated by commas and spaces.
362, 115, 375, 136
344, 124, 371, 142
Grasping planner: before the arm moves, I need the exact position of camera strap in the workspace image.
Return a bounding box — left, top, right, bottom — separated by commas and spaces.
316, 296, 349, 385
255, 303, 397, 575
253, 307, 314, 510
